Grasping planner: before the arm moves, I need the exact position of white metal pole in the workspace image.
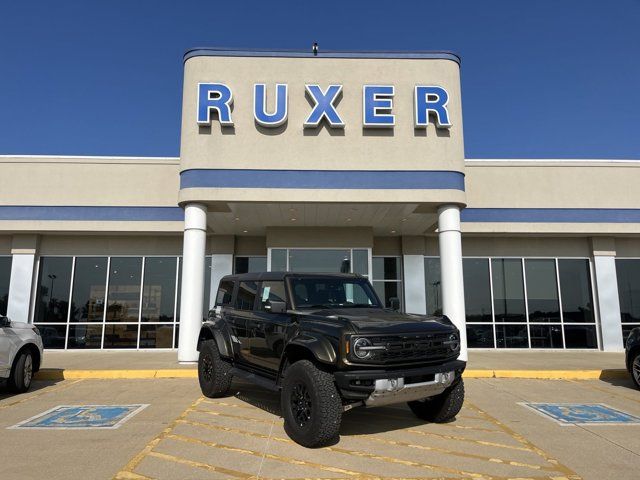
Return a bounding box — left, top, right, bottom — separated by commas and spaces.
178, 203, 208, 362
438, 205, 468, 361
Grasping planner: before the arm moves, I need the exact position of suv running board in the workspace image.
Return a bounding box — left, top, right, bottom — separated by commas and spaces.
231, 367, 280, 392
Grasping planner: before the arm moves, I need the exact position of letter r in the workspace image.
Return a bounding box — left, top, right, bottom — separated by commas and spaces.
197, 83, 234, 126
414, 86, 452, 129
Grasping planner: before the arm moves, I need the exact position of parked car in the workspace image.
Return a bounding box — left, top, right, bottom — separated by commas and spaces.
197, 272, 465, 447
0, 316, 43, 392
625, 327, 640, 389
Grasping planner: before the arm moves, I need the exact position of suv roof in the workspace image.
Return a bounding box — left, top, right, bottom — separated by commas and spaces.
220, 272, 362, 282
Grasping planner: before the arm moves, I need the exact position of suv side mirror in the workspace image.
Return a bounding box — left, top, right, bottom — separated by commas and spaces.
0, 316, 11, 327
389, 297, 400, 311
265, 300, 286, 314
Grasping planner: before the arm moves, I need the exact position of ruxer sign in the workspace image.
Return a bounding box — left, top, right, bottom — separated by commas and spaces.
196, 84, 452, 130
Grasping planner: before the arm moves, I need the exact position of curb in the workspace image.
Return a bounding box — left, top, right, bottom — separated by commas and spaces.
35, 368, 629, 381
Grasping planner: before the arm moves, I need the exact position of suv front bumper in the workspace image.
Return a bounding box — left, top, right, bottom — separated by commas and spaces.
334, 359, 466, 401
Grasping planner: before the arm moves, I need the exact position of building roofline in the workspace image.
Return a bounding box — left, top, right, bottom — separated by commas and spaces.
183, 47, 461, 64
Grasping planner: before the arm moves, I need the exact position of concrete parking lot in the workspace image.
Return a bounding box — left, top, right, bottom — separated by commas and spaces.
2, 375, 639, 480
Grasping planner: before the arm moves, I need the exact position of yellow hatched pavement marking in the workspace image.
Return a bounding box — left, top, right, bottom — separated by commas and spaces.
167, 432, 367, 477
146, 451, 252, 478
406, 427, 533, 452
0, 379, 84, 410
113, 471, 154, 480
465, 403, 582, 480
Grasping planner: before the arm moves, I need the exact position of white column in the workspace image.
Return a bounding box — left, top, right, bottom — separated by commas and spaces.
438, 205, 468, 361
210, 254, 233, 311
403, 255, 427, 315
593, 256, 624, 352
178, 203, 208, 362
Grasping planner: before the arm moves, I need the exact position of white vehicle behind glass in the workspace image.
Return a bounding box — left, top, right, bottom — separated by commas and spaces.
0, 316, 43, 392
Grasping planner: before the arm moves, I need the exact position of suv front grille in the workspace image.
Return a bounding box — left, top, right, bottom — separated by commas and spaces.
360, 333, 455, 364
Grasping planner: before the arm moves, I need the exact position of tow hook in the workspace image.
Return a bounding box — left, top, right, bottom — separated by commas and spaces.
343, 401, 364, 412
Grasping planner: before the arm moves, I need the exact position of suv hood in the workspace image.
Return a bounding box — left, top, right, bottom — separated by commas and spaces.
307, 308, 456, 334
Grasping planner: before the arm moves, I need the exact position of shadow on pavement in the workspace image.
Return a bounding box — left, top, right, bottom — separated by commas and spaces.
599, 373, 639, 391
0, 378, 63, 399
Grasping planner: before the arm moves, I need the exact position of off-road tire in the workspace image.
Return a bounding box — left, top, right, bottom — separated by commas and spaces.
9, 350, 33, 393
631, 351, 640, 390
198, 340, 233, 398
281, 360, 342, 448
408, 378, 465, 423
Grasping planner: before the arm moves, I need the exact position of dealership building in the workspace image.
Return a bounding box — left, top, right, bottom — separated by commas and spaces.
1, 49, 639, 361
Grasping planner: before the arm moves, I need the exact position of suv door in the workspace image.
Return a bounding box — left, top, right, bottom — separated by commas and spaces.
0, 318, 16, 377
248, 280, 290, 372
228, 280, 259, 365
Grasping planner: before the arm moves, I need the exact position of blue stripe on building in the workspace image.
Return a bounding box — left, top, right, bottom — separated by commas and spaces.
0, 206, 184, 221
461, 208, 640, 223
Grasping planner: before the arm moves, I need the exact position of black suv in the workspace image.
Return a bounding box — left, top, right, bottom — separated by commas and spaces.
197, 272, 465, 447
625, 327, 640, 389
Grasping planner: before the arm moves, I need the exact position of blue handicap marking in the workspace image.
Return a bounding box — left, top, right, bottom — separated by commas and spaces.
10, 404, 149, 429
523, 403, 640, 426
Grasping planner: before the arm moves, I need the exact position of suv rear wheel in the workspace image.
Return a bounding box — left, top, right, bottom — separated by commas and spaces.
408, 379, 465, 423
198, 340, 233, 398
281, 360, 342, 448
631, 351, 640, 389
9, 350, 34, 393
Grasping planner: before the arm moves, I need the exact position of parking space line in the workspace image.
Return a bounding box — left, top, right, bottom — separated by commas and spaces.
193, 407, 278, 425
113, 470, 154, 480
167, 432, 367, 477
0, 379, 84, 410
146, 450, 252, 478
465, 403, 582, 480
405, 428, 533, 452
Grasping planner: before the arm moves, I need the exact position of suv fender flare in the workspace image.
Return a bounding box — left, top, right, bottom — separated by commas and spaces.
198, 323, 233, 359
278, 334, 337, 379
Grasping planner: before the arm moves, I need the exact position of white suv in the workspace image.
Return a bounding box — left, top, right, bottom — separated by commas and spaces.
0, 316, 43, 393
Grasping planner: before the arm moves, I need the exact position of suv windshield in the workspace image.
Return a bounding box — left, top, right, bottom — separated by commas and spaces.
289, 276, 381, 309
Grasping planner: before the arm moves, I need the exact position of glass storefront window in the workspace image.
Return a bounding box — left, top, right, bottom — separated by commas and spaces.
0, 256, 11, 316
352, 249, 369, 276
424, 257, 442, 316
106, 257, 142, 322
564, 325, 598, 349
34, 257, 73, 323
288, 249, 352, 273
70, 257, 108, 322
234, 256, 267, 274
529, 324, 563, 348
270, 249, 287, 271
142, 257, 177, 322
492, 259, 526, 322
68, 324, 103, 349
495, 324, 529, 348
373, 256, 403, 310
463, 258, 492, 322
525, 259, 560, 322
558, 259, 594, 323
466, 325, 494, 348
140, 324, 174, 348
617, 259, 640, 323
103, 324, 138, 348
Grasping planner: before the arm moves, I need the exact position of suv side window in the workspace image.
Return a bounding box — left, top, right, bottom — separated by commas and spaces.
215, 280, 234, 307
258, 281, 287, 311
235, 281, 258, 311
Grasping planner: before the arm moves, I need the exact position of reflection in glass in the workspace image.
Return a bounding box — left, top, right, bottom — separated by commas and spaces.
467, 325, 494, 348
68, 324, 103, 349
0, 256, 11, 316
288, 249, 351, 273
106, 257, 142, 322
495, 324, 528, 348
424, 258, 442, 316
176, 258, 182, 324
103, 324, 138, 348
492, 259, 526, 322
70, 257, 108, 322
270, 249, 287, 271
142, 257, 176, 322
34, 257, 73, 323
39, 324, 67, 349
463, 258, 492, 322
564, 325, 597, 349
203, 256, 212, 319
622, 325, 638, 345
559, 259, 594, 323
616, 259, 640, 323
140, 324, 174, 348
352, 249, 369, 276
235, 281, 258, 310
373, 281, 401, 309
529, 324, 563, 348
373, 257, 401, 280
234, 256, 267, 274
525, 259, 560, 322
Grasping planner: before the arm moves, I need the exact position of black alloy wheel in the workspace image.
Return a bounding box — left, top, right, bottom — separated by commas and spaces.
291, 382, 312, 427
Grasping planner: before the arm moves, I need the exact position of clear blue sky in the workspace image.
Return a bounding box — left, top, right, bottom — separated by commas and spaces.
1, 0, 638, 159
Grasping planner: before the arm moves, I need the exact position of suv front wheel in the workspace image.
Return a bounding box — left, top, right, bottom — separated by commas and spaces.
281, 360, 342, 448
408, 379, 465, 423
198, 340, 233, 398
9, 350, 34, 393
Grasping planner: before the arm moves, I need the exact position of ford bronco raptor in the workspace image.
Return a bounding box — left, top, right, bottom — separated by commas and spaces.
197, 272, 465, 447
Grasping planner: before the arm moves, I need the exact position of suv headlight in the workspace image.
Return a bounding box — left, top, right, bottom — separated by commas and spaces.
32, 326, 41, 336
444, 332, 460, 351
351, 337, 386, 360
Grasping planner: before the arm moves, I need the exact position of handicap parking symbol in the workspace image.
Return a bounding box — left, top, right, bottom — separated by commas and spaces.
521, 402, 640, 426
9, 404, 149, 430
